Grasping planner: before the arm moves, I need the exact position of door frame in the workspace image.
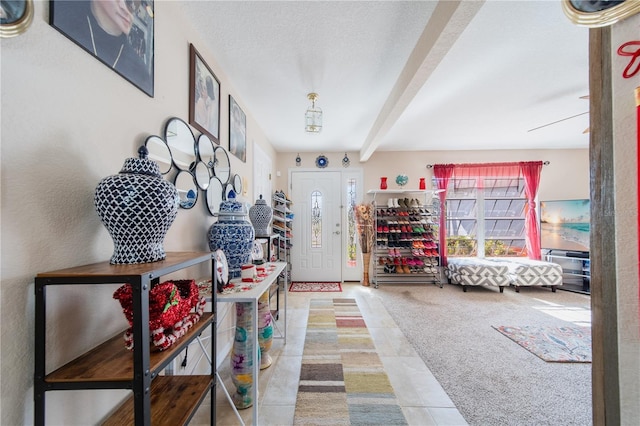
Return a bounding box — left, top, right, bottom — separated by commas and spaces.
288, 167, 364, 282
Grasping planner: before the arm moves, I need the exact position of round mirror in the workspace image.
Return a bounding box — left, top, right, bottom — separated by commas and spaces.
164, 117, 197, 172
206, 176, 224, 216
194, 160, 211, 191
232, 174, 243, 195
213, 145, 231, 184
144, 135, 172, 175
174, 170, 198, 209
197, 133, 216, 169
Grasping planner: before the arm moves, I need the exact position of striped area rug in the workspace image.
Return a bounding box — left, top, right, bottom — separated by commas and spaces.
293, 298, 407, 425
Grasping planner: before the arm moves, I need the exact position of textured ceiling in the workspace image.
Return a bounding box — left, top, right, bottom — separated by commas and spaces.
181, 1, 590, 160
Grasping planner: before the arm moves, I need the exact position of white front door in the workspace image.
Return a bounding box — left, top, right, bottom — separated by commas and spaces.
290, 171, 342, 281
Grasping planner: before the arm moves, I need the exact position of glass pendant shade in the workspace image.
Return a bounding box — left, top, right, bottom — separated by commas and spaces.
305, 92, 322, 133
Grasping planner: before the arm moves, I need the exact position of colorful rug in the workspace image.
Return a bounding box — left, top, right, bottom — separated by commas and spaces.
293, 298, 407, 425
289, 281, 342, 292
493, 325, 592, 363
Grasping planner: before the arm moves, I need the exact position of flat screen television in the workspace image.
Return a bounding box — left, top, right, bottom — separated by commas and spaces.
540, 199, 590, 253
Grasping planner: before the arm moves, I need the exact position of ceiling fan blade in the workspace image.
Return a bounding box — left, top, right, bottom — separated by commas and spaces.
527, 111, 589, 132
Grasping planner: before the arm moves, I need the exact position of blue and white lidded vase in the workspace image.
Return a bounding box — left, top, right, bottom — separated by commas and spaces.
208, 190, 256, 278
94, 146, 180, 264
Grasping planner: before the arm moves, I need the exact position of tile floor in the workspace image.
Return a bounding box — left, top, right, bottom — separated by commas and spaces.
192, 282, 467, 425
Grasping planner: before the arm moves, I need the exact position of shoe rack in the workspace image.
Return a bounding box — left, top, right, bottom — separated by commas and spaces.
368, 190, 443, 288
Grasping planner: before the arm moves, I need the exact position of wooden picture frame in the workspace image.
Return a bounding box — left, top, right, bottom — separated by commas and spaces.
49, 0, 154, 96
189, 44, 220, 144
0, 0, 34, 38
229, 95, 246, 162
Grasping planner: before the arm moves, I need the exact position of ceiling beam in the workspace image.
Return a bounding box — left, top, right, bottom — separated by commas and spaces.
359, 0, 485, 162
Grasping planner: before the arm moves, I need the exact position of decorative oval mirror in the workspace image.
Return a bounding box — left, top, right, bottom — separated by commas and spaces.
194, 160, 211, 191
164, 117, 197, 172
198, 133, 216, 169
232, 174, 243, 195
144, 135, 172, 175
213, 145, 231, 184
0, 0, 34, 38
174, 170, 198, 209
562, 0, 640, 27
206, 176, 224, 216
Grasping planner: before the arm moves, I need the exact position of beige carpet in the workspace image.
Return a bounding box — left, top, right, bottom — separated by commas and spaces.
376, 283, 592, 426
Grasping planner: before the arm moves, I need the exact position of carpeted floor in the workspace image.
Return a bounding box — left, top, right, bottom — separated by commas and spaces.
289, 281, 342, 292
293, 298, 408, 425
375, 283, 592, 426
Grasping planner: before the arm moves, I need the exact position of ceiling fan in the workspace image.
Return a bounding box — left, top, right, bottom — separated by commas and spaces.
528, 95, 590, 134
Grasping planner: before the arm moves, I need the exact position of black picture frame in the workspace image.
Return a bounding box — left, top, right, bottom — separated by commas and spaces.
229, 95, 246, 163
189, 44, 221, 144
49, 0, 154, 97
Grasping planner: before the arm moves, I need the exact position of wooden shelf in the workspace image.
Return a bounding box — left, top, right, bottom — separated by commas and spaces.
36, 252, 212, 280
46, 313, 213, 384
102, 375, 212, 426
34, 251, 216, 425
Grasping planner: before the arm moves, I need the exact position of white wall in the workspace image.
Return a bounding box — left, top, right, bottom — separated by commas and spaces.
0, 2, 275, 424
611, 14, 640, 423
276, 149, 590, 203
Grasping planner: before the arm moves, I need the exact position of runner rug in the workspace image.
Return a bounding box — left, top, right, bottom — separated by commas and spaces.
293, 298, 408, 425
493, 325, 592, 363
289, 281, 342, 292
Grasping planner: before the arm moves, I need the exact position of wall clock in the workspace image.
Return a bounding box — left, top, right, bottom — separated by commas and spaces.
315, 155, 329, 168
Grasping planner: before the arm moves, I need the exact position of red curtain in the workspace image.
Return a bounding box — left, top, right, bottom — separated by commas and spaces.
520, 161, 543, 260
434, 161, 543, 261
433, 164, 454, 266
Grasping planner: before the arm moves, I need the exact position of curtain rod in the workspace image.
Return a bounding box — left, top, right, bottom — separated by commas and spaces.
425, 161, 550, 169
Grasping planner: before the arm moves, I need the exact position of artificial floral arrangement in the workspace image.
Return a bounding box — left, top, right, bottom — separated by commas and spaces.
113, 279, 206, 351
354, 203, 375, 253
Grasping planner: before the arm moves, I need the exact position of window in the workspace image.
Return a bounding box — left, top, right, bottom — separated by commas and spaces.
346, 178, 357, 267
446, 177, 527, 257
311, 191, 322, 248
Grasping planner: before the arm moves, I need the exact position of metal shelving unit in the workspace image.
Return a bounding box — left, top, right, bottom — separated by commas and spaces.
34, 252, 216, 426
367, 190, 443, 288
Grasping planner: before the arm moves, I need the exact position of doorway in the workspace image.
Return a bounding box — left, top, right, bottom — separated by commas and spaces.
290, 169, 363, 282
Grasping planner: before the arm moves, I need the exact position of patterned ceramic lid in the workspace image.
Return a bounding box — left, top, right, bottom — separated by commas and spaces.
120, 146, 161, 177
217, 190, 248, 216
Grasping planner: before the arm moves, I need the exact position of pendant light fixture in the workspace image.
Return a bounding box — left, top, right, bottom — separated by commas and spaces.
305, 92, 322, 133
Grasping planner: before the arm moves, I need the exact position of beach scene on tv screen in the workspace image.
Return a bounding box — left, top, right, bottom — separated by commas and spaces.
540, 199, 590, 252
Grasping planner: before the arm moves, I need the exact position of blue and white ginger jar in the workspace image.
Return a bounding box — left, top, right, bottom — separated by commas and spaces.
208, 191, 255, 278
94, 146, 179, 264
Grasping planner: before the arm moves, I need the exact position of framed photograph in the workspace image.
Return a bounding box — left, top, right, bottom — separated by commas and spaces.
0, 0, 34, 38
189, 43, 220, 144
49, 0, 154, 97
229, 95, 246, 162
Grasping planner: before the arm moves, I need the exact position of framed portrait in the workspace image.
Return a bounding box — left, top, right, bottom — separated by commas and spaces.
189, 43, 220, 144
229, 95, 246, 163
562, 0, 640, 27
49, 0, 154, 97
0, 0, 34, 38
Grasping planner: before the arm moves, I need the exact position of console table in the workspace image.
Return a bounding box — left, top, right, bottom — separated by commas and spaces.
213, 261, 287, 426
